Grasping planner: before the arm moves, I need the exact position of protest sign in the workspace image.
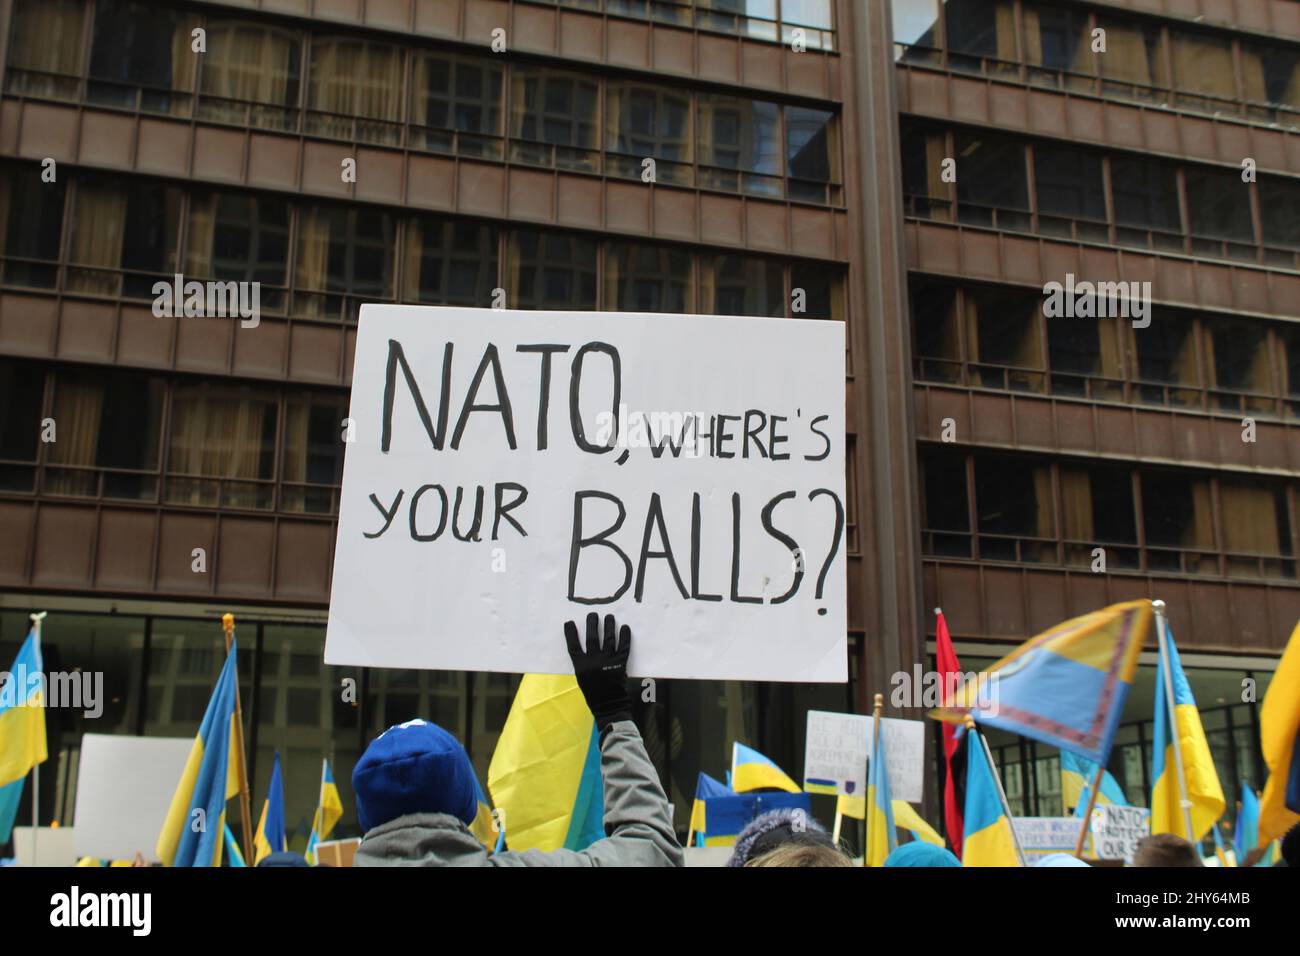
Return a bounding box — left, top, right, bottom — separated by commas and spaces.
325, 306, 846, 682
1012, 817, 1080, 859
72, 734, 194, 861
802, 710, 925, 802
1090, 804, 1150, 864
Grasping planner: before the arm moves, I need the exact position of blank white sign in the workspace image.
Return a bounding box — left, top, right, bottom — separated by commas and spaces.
325, 306, 847, 682
73, 734, 194, 861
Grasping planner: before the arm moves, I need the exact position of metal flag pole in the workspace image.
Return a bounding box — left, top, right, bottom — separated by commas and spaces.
29, 611, 46, 866
222, 614, 256, 865
966, 715, 1027, 867
1153, 600, 1195, 842
864, 693, 884, 866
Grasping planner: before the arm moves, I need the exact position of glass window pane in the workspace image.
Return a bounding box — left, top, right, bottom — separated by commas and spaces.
0, 358, 44, 491
282, 392, 347, 514
1220, 480, 1290, 557
1242, 43, 1300, 112
891, 0, 940, 54
166, 384, 278, 509
506, 229, 598, 310
1142, 471, 1215, 549
1185, 167, 1255, 244
46, 368, 163, 499
88, 0, 199, 111
1099, 18, 1166, 91
199, 20, 301, 127
697, 94, 781, 176
1171, 30, 1236, 105
68, 176, 181, 298
1259, 177, 1300, 250
701, 254, 783, 316
307, 37, 403, 143
0, 163, 66, 288
604, 241, 691, 313
295, 204, 396, 301
187, 191, 290, 291
790, 262, 845, 322
509, 66, 598, 149
1023, 3, 1091, 74
785, 106, 839, 186
7, 0, 86, 98
1034, 143, 1106, 224
945, 0, 1017, 64
954, 131, 1029, 224
412, 53, 502, 139
1110, 157, 1181, 236
605, 81, 691, 163
404, 216, 499, 307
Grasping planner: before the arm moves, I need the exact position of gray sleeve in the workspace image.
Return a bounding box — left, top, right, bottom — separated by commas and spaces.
490, 719, 685, 868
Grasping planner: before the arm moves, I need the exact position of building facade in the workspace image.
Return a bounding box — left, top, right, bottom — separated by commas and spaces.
0, 0, 1293, 853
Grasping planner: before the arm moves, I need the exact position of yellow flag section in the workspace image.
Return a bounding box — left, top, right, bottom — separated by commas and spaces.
488, 675, 604, 852
1150, 630, 1225, 842
1259, 622, 1300, 844
155, 640, 246, 867
963, 729, 1019, 866
0, 622, 47, 788
835, 795, 945, 847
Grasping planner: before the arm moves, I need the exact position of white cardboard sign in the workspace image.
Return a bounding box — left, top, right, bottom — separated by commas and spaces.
1090, 805, 1150, 864
72, 734, 195, 861
325, 306, 847, 682
802, 711, 925, 802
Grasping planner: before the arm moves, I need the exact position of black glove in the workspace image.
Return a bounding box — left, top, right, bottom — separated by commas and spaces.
564, 612, 632, 732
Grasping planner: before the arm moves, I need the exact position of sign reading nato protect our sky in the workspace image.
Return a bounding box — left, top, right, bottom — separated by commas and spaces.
324, 306, 846, 682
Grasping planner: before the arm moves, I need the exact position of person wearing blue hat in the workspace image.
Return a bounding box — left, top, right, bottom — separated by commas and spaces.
353, 613, 682, 867
883, 841, 962, 867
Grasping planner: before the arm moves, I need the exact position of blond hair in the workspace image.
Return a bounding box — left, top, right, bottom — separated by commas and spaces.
745, 842, 853, 867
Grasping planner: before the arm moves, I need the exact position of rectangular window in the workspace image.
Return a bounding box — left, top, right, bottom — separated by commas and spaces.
964, 286, 1043, 392
1023, 2, 1092, 89
294, 204, 395, 319
954, 131, 1029, 230
1132, 311, 1199, 407
1241, 43, 1300, 118
197, 20, 302, 131
282, 392, 347, 514
411, 53, 503, 158
1047, 316, 1123, 401
67, 176, 181, 299
604, 241, 691, 313
1259, 177, 1300, 256
5, 0, 87, 99
506, 229, 598, 310
0, 164, 66, 289
700, 254, 783, 317
88, 0, 199, 114
910, 280, 960, 382
790, 262, 846, 322
974, 454, 1055, 562
1099, 17, 1166, 98
1141, 471, 1216, 574
45, 368, 163, 500
605, 82, 692, 185
944, 0, 1017, 76
1110, 157, 1182, 250
1219, 480, 1292, 578
0, 359, 44, 492
920, 445, 970, 557
891, 0, 940, 59
165, 384, 278, 510
509, 66, 599, 172
306, 37, 404, 144
1170, 30, 1237, 110
899, 123, 950, 219
1060, 464, 1137, 569
695, 0, 779, 43
186, 191, 290, 311
696, 94, 782, 197
1204, 317, 1275, 413
1185, 167, 1256, 257
1033, 143, 1107, 240
403, 216, 499, 307
785, 106, 841, 204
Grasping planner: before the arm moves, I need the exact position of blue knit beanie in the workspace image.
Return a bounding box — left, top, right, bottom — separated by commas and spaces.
883, 841, 962, 867
353, 719, 478, 833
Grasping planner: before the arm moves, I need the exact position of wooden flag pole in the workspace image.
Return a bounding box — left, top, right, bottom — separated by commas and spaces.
864, 692, 883, 867
966, 716, 1028, 867
222, 613, 255, 865
1072, 762, 1105, 858
831, 809, 843, 845
1153, 600, 1196, 842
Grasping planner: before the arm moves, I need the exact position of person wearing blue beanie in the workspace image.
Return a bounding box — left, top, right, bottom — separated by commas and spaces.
353, 613, 683, 867
883, 841, 962, 867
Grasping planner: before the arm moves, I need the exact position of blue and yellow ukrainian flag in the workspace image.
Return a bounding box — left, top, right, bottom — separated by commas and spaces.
0, 622, 47, 791
0, 779, 23, 845
732, 743, 801, 793
1234, 783, 1276, 866
865, 727, 896, 866
1061, 749, 1127, 816
487, 674, 604, 852
1151, 629, 1225, 842
253, 751, 286, 864
224, 823, 247, 867
155, 639, 246, 867
690, 772, 736, 847
305, 758, 344, 864
933, 600, 1150, 766
835, 793, 942, 846
962, 730, 1020, 866
1259, 621, 1300, 845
